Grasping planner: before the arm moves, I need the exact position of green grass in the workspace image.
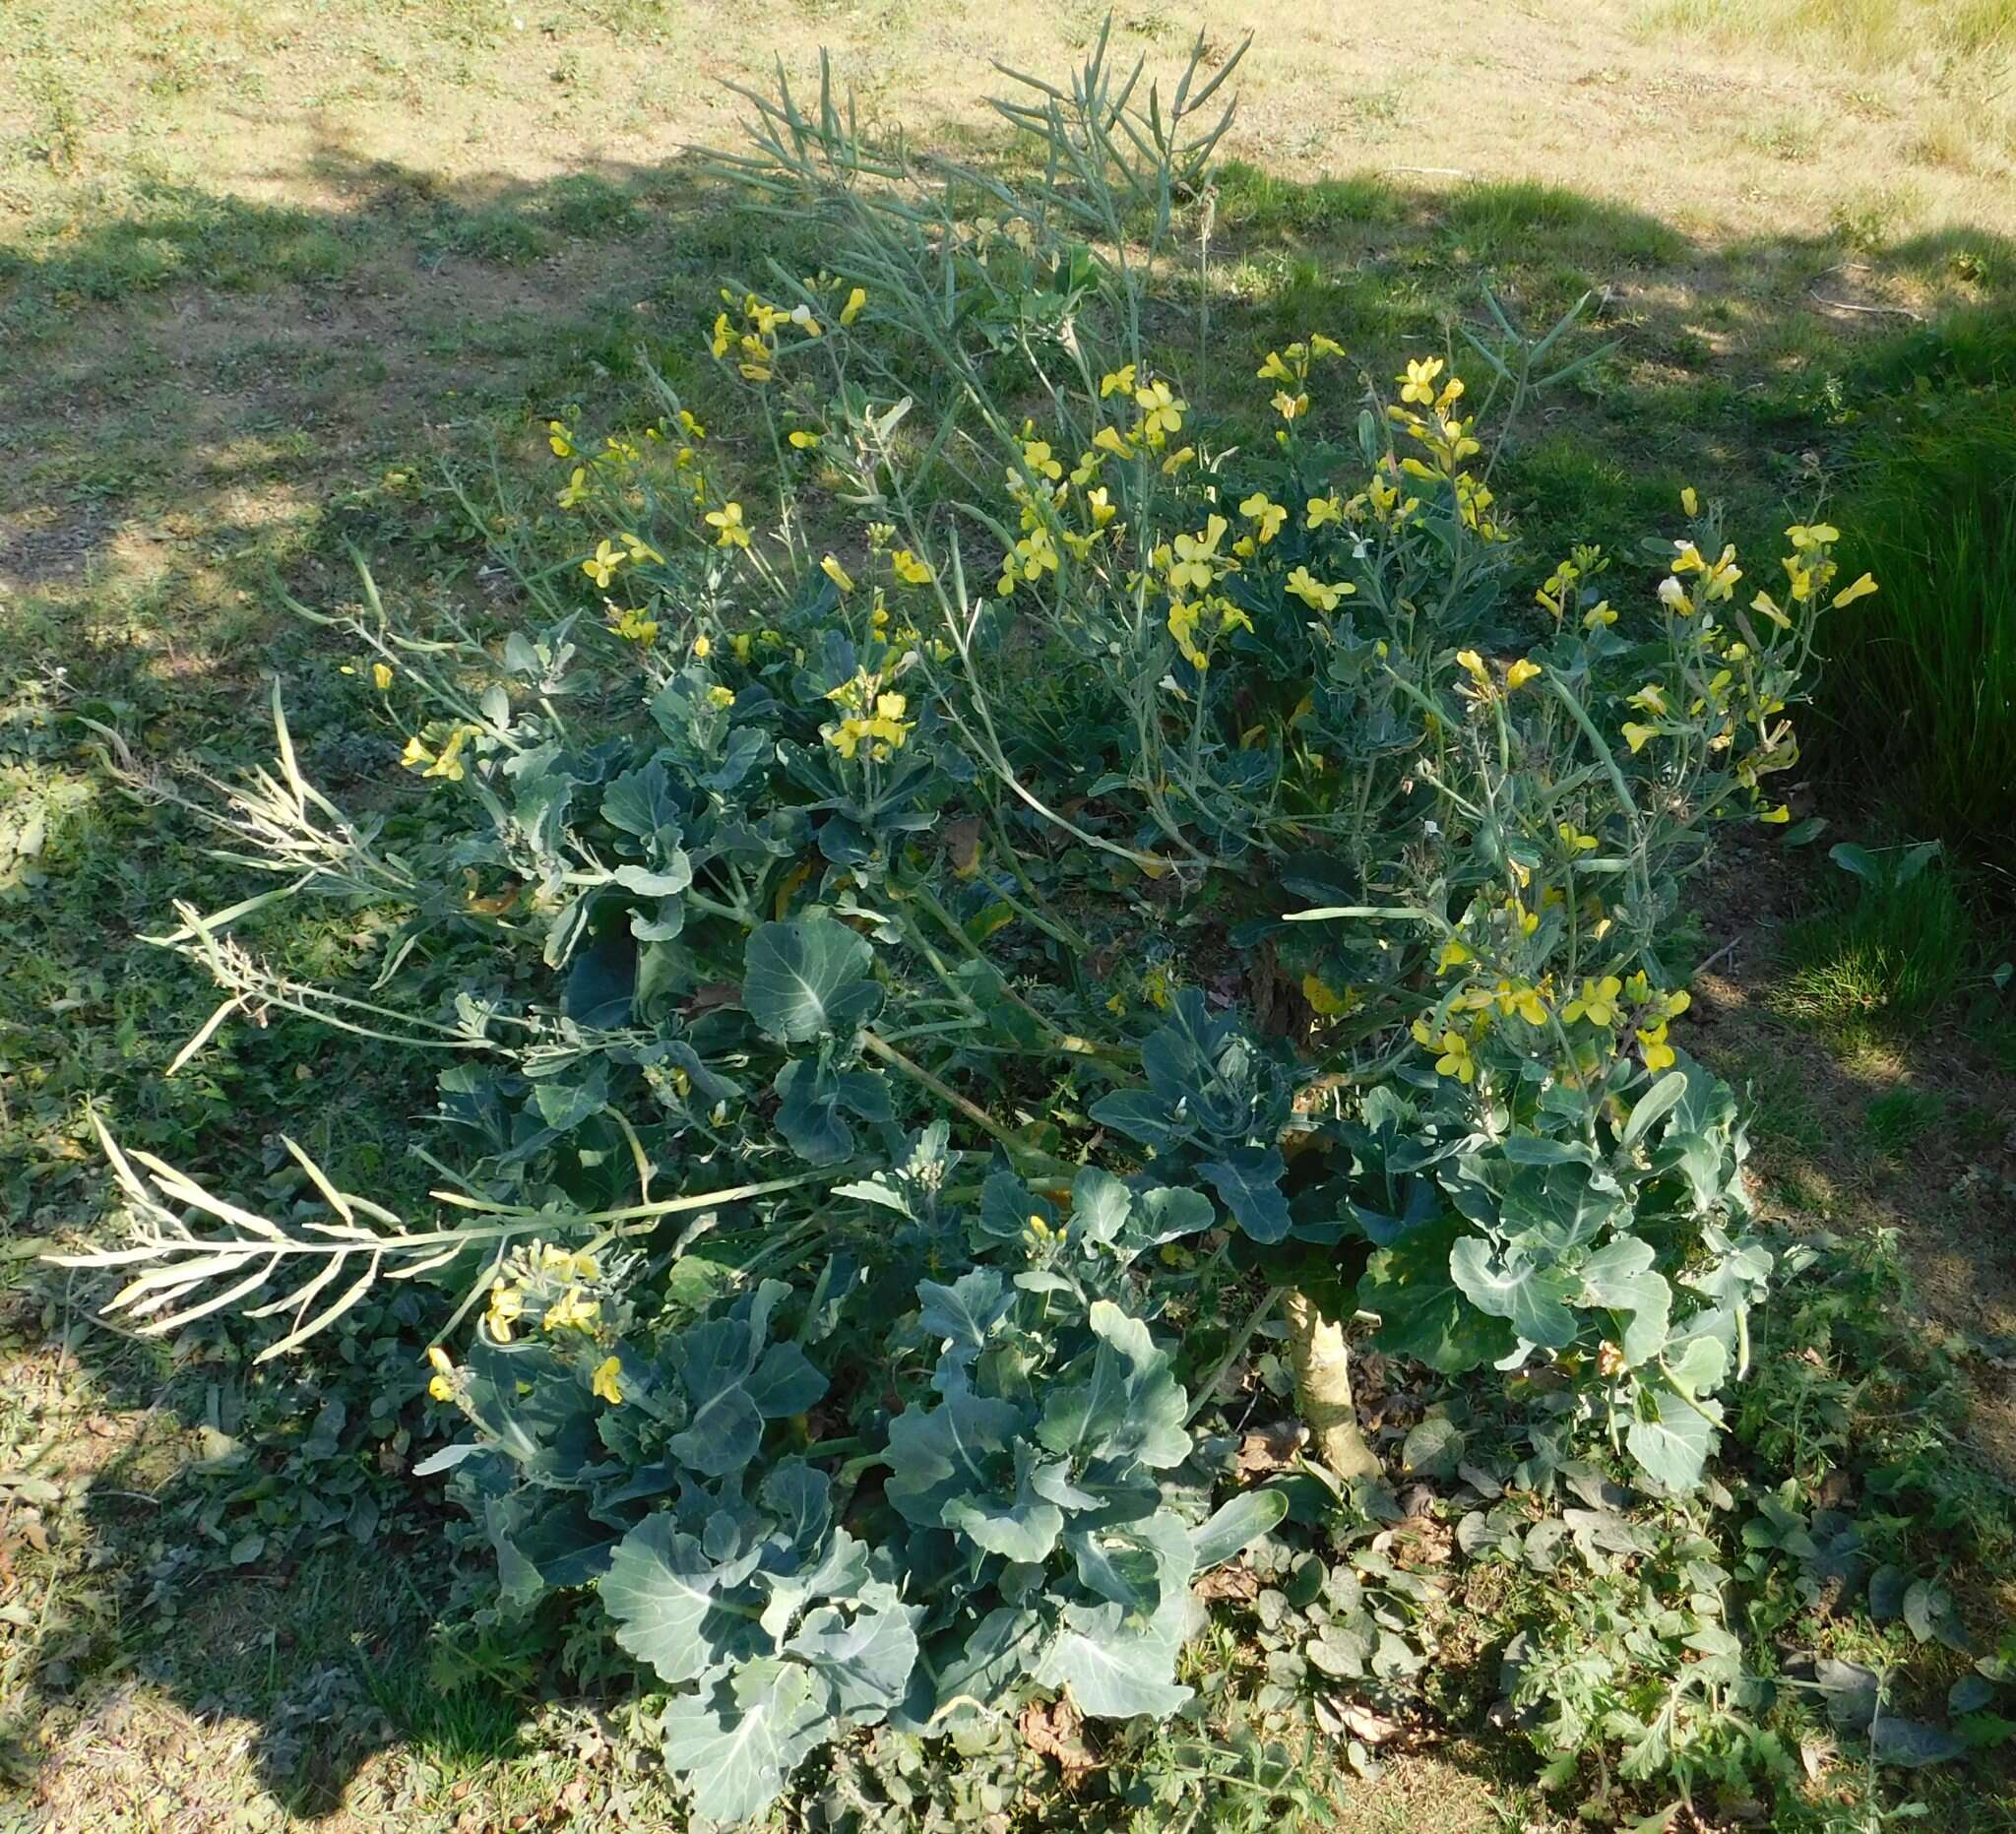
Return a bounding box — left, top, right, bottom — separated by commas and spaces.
1864, 1085, 1947, 1154
1778, 854, 1980, 1038
1818, 376, 2016, 867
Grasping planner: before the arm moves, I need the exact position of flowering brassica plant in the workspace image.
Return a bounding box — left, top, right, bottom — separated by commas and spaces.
59, 23, 1880, 1822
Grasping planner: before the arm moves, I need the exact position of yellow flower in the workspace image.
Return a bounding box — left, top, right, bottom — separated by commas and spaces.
422, 726, 473, 783
821, 553, 854, 594
1563, 976, 1623, 1026
486, 1283, 525, 1343
1134, 379, 1186, 446
591, 1356, 624, 1405
1658, 576, 1688, 609
1436, 936, 1474, 974
840, 286, 867, 326
1786, 522, 1840, 550
1454, 649, 1492, 695
548, 420, 575, 458
1680, 485, 1699, 516
1628, 683, 1669, 715
1399, 356, 1444, 405
1831, 572, 1877, 608
1583, 600, 1616, 629
1256, 350, 1295, 384
1505, 658, 1543, 691
1493, 980, 1548, 1026
1286, 566, 1353, 612
693, 634, 712, 659
708, 684, 735, 709
401, 735, 432, 770
1430, 1028, 1477, 1083
1310, 334, 1344, 356
1239, 492, 1287, 543
788, 429, 820, 450
1099, 362, 1137, 398
556, 467, 592, 510
1084, 486, 1116, 530
1272, 390, 1309, 421
890, 548, 932, 586
1092, 424, 1135, 459
711, 312, 731, 357
1167, 516, 1228, 594
705, 501, 750, 549
621, 532, 662, 564
1557, 820, 1599, 854
1637, 1020, 1676, 1072
1022, 439, 1063, 481
425, 1345, 456, 1403
1758, 803, 1792, 823
544, 1288, 601, 1334
372, 663, 394, 691
583, 539, 624, 588
1305, 493, 1345, 530
1622, 722, 1658, 754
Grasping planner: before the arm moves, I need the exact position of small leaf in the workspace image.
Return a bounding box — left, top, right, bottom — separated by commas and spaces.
1190, 1488, 1290, 1570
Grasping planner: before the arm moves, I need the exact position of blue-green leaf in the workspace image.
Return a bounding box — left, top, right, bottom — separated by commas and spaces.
1035, 1300, 1188, 1469
1199, 1145, 1292, 1243
599, 1514, 767, 1686
660, 1659, 832, 1823
744, 918, 882, 1043
1189, 1488, 1290, 1571
1449, 1238, 1580, 1349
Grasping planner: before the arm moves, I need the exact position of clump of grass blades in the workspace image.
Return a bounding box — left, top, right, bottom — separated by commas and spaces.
1778, 857, 1977, 1037
1817, 394, 2016, 870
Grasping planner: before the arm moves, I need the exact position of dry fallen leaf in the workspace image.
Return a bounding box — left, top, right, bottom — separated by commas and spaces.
1235, 1421, 1306, 1478
1019, 1695, 1096, 1782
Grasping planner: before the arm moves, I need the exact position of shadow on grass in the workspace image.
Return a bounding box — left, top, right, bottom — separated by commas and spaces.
3, 128, 2015, 1821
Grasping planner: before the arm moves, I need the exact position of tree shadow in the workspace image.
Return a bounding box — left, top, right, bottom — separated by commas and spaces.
3, 120, 2015, 1823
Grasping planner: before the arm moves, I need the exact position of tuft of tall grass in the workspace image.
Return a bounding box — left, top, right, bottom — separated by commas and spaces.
1815, 391, 2016, 866
1778, 850, 1979, 1038
1636, 0, 2016, 73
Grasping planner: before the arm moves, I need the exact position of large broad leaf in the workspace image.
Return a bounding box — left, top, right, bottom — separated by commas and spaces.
941, 1443, 1067, 1563
773, 1054, 891, 1166
1358, 1217, 1514, 1373
1199, 1145, 1292, 1244
1035, 1601, 1192, 1718
786, 1593, 919, 1718
1496, 1162, 1624, 1256
1067, 1167, 1134, 1245
927, 1607, 1046, 1719
599, 1514, 768, 1686
1578, 1235, 1672, 1367
667, 1317, 828, 1478
1449, 1237, 1581, 1350
602, 758, 683, 841
1085, 1087, 1183, 1153
743, 917, 883, 1043
660, 1659, 833, 1824
884, 1380, 1026, 1531
1624, 1378, 1722, 1491
916, 1269, 1014, 1357
1036, 1300, 1189, 1470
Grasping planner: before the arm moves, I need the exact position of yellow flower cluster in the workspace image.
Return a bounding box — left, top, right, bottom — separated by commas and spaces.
403, 724, 479, 782
822, 666, 914, 762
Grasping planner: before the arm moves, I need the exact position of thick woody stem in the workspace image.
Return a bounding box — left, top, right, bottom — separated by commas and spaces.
1283, 1288, 1381, 1481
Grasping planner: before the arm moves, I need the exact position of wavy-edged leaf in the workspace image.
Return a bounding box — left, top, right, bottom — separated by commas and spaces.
744, 917, 882, 1042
